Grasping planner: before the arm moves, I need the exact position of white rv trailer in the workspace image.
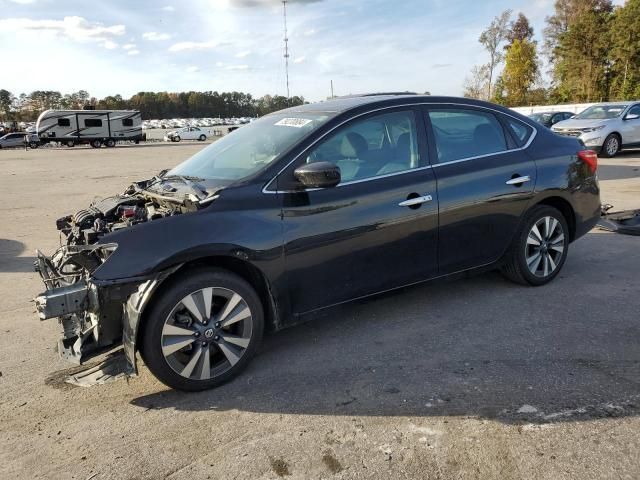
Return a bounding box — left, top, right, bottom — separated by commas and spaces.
36, 109, 143, 147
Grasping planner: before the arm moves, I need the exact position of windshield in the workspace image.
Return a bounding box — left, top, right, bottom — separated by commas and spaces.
574, 105, 628, 120
169, 112, 332, 181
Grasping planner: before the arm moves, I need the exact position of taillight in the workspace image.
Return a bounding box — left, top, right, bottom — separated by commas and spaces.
578, 150, 598, 174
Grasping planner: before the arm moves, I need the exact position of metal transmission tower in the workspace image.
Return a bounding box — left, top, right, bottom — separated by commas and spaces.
282, 0, 290, 99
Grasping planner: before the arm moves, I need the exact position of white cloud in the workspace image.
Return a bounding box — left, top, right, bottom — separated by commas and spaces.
186, 66, 200, 73
293, 56, 305, 64
8, 0, 37, 4
225, 64, 249, 71
162, 5, 175, 11
303, 28, 317, 36
127, 49, 140, 56
0, 16, 125, 48
215, 61, 225, 67
142, 31, 172, 41
168, 40, 227, 52
122, 43, 136, 50
235, 50, 251, 58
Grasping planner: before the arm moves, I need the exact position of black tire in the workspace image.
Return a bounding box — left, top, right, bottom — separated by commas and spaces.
90, 139, 102, 148
198, 134, 206, 141
140, 268, 264, 391
65, 140, 75, 147
173, 136, 181, 142
599, 133, 620, 158
501, 205, 569, 286
105, 138, 116, 148
29, 142, 39, 149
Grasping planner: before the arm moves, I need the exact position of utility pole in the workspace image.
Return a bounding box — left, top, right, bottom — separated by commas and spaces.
282, 0, 290, 100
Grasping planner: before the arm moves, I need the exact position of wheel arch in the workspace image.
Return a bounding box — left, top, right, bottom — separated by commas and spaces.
532, 196, 576, 242
135, 255, 280, 352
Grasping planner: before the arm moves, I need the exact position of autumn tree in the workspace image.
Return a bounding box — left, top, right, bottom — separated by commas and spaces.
502, 39, 539, 106
506, 13, 534, 48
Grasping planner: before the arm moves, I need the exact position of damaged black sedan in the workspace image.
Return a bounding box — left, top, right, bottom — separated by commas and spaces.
35, 94, 601, 391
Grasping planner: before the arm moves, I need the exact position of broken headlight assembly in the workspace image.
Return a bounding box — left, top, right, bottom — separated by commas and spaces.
34, 242, 120, 363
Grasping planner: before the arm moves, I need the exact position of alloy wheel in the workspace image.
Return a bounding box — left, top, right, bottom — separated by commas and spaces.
605, 136, 619, 156
525, 216, 566, 278
160, 287, 253, 380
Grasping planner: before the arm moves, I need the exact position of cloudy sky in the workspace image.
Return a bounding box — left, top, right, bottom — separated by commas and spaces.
0, 0, 626, 101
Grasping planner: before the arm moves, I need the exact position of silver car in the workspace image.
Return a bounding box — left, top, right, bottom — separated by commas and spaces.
551, 102, 640, 158
0, 132, 40, 149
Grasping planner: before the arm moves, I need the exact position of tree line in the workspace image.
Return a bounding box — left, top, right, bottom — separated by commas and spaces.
0, 89, 305, 122
464, 0, 640, 106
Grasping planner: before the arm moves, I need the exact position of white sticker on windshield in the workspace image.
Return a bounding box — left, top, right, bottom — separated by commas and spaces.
275, 118, 313, 128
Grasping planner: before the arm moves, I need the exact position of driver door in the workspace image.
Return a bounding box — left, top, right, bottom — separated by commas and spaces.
277, 108, 439, 314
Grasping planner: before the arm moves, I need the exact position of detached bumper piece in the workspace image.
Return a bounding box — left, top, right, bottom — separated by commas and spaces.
598, 205, 640, 236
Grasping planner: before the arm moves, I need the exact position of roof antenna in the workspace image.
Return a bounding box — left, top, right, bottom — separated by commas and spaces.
282, 0, 290, 101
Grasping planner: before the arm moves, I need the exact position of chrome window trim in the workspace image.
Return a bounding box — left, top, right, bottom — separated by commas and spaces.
262, 101, 538, 194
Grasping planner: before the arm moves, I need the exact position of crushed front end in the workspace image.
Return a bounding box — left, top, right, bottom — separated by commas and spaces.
33, 175, 211, 370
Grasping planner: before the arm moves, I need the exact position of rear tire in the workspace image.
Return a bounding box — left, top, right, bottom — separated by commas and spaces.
105, 138, 116, 148
29, 142, 39, 149
65, 140, 75, 147
90, 139, 102, 148
173, 136, 181, 142
198, 134, 206, 141
501, 205, 569, 286
140, 268, 264, 391
600, 133, 620, 158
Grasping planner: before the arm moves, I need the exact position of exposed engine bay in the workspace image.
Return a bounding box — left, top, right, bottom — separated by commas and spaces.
34, 173, 219, 366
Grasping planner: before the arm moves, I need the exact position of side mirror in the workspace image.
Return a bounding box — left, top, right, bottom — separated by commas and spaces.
625, 113, 640, 121
294, 161, 341, 189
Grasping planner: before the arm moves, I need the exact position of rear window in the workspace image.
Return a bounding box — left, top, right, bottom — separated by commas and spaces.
504, 117, 533, 147
428, 109, 507, 163
57, 118, 70, 127
122, 118, 133, 127
84, 119, 102, 127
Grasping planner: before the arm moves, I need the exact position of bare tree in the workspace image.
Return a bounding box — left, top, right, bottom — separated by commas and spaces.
479, 10, 512, 99
463, 64, 491, 100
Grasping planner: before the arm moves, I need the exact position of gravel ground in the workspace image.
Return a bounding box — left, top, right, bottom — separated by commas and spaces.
0, 144, 639, 480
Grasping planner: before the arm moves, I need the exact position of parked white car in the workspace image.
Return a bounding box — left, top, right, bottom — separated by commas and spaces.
164, 127, 208, 142
552, 102, 640, 158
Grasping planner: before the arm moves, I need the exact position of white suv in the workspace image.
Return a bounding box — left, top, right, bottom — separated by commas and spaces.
552, 102, 640, 158
164, 126, 208, 142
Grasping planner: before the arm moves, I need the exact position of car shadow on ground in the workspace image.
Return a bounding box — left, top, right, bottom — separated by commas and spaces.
0, 238, 35, 273
128, 233, 640, 424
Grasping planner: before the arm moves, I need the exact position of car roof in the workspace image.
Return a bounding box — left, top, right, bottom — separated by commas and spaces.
273, 94, 522, 117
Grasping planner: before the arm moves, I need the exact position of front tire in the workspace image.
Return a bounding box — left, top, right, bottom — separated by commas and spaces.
198, 134, 206, 141
90, 139, 102, 148
140, 268, 264, 391
600, 133, 620, 158
173, 136, 181, 142
501, 205, 569, 286
65, 140, 75, 147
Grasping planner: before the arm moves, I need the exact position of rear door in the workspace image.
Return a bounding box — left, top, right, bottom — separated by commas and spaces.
277, 107, 439, 314
424, 105, 537, 274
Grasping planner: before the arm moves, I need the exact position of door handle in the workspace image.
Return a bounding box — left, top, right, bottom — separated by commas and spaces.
505, 175, 531, 185
398, 195, 433, 207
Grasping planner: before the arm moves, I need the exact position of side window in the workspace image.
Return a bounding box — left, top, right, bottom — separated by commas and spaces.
428, 109, 507, 163
122, 118, 133, 127
304, 110, 420, 183
504, 116, 533, 147
564, 113, 574, 120
628, 105, 640, 116
57, 118, 71, 127
84, 118, 102, 127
